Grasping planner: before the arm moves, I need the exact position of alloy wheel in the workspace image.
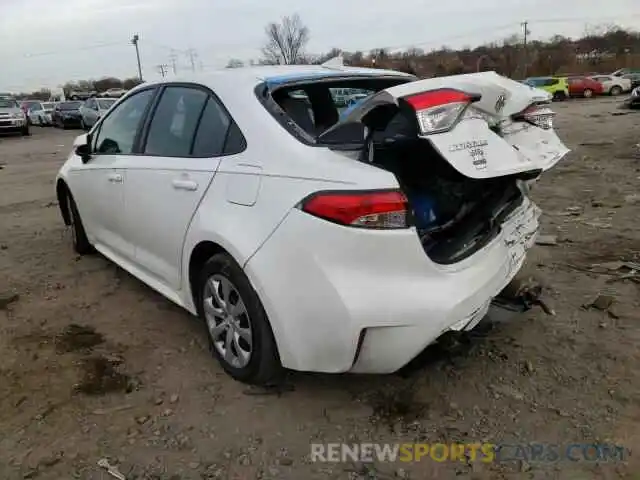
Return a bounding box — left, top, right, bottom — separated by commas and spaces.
202, 274, 253, 368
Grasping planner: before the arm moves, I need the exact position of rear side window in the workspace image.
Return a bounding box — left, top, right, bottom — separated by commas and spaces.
191, 97, 231, 157
144, 86, 208, 157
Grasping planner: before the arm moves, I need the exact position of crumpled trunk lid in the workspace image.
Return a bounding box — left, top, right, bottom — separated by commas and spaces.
326, 71, 570, 179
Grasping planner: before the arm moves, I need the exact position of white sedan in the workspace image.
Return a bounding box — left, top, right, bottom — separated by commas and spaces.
55, 66, 568, 384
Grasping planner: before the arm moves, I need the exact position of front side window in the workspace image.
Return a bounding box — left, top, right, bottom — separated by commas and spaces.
143, 86, 208, 157
93, 89, 155, 155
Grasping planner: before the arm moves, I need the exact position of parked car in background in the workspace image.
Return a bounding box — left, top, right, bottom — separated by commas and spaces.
24, 101, 46, 126
611, 68, 640, 77
524, 77, 569, 100
21, 99, 44, 123
55, 67, 566, 384
40, 102, 56, 125
621, 73, 640, 89
52, 101, 84, 129
567, 76, 604, 98
100, 88, 127, 98
589, 75, 632, 95
79, 97, 116, 130
622, 86, 640, 109
68, 90, 92, 101
0, 97, 29, 136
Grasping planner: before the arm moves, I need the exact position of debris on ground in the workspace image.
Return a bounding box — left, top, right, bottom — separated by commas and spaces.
584, 294, 616, 311
97, 458, 127, 480
0, 292, 19, 309
55, 324, 105, 353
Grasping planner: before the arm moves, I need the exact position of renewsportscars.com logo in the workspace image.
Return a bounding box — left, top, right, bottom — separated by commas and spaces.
310, 443, 630, 463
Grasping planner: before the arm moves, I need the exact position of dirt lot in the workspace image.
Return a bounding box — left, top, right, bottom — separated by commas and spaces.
0, 99, 639, 480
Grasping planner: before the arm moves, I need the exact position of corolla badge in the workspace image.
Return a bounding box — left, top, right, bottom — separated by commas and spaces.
495, 93, 507, 113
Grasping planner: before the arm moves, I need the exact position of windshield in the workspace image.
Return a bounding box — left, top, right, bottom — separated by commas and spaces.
0, 99, 18, 108
97, 99, 116, 109
24, 102, 42, 111
59, 101, 82, 110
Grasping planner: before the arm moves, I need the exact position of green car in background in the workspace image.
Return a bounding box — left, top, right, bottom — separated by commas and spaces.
524, 76, 570, 101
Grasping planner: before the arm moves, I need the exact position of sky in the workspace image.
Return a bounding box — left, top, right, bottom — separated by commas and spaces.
0, 0, 638, 92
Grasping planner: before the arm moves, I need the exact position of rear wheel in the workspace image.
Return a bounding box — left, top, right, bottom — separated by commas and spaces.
552, 91, 567, 101
66, 193, 93, 254
583, 89, 593, 98
196, 253, 283, 385
610, 86, 622, 96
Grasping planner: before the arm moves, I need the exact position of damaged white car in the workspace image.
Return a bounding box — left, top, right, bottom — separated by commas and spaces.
55, 66, 568, 385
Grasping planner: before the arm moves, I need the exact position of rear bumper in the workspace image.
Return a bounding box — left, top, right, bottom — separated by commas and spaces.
244, 197, 540, 374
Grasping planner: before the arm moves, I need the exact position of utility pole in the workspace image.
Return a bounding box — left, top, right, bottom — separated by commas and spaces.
521, 21, 530, 78
156, 64, 168, 77
169, 50, 178, 75
186, 49, 198, 72
131, 34, 143, 81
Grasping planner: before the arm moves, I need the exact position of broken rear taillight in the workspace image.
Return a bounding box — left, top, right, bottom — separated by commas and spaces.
403, 89, 478, 135
514, 104, 555, 130
298, 190, 409, 229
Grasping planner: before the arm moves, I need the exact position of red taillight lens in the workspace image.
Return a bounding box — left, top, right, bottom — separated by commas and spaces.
402, 88, 475, 135
299, 190, 409, 229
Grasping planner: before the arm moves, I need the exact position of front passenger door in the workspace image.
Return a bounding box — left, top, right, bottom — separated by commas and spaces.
67, 88, 156, 262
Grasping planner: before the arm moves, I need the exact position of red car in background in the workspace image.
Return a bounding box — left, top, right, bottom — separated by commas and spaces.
567, 76, 604, 98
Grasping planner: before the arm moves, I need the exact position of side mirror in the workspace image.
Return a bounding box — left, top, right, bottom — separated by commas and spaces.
73, 134, 92, 163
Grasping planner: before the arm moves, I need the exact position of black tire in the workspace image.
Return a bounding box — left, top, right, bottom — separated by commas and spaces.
196, 253, 282, 385
610, 86, 622, 96
66, 193, 93, 255
552, 91, 566, 101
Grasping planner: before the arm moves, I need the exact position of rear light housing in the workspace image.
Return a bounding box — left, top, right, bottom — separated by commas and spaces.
298, 190, 409, 229
513, 103, 555, 130
403, 88, 480, 135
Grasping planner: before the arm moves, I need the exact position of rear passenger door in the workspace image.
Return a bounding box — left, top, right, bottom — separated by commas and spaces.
120, 83, 243, 290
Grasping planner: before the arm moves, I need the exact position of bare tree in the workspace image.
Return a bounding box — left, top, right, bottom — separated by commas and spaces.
262, 14, 310, 65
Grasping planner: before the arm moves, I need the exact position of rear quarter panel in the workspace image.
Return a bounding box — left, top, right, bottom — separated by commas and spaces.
178, 79, 399, 313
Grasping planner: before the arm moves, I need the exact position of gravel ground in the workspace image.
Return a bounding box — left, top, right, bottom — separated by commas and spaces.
0, 98, 639, 480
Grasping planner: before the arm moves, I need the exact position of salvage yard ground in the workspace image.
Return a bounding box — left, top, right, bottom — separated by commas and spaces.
0, 98, 639, 479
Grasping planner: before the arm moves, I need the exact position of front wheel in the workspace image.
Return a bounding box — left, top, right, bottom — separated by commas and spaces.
610, 86, 622, 96
197, 253, 283, 385
583, 89, 593, 98
66, 193, 93, 254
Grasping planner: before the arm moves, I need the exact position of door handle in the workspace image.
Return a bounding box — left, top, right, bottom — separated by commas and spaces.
107, 173, 123, 183
172, 179, 198, 191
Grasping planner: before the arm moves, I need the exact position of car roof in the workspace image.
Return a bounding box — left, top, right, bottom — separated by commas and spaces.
141, 65, 414, 91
